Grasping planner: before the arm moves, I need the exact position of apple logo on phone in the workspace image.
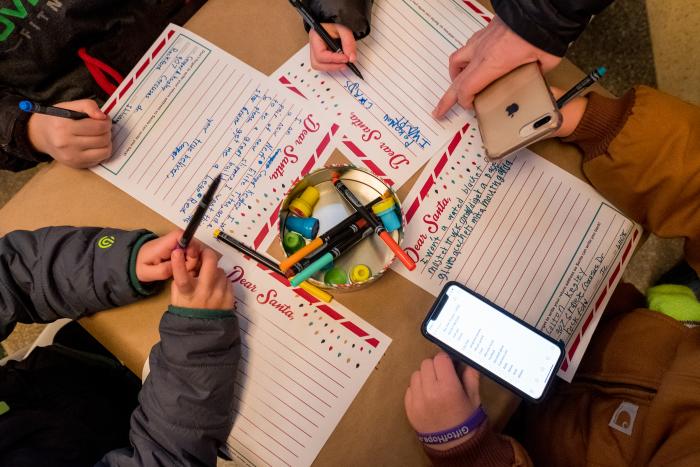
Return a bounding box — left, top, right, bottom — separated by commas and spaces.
506, 103, 519, 118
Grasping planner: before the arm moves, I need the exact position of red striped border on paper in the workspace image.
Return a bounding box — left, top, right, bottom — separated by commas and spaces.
462, 1, 492, 23
103, 29, 176, 117
252, 123, 340, 249
404, 123, 471, 224
559, 227, 641, 373
251, 259, 383, 348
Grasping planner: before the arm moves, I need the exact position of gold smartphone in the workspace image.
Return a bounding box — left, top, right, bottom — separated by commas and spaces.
474, 62, 561, 160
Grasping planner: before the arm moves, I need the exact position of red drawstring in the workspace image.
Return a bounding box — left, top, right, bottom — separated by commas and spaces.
77, 47, 124, 95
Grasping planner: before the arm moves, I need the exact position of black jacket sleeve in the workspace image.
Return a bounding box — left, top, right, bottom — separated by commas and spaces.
492, 0, 615, 56
98, 307, 240, 467
304, 0, 374, 39
0, 87, 52, 172
0, 227, 155, 339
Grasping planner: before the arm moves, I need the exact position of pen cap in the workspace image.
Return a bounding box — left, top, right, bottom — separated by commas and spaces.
289, 186, 320, 217
19, 100, 34, 112
371, 197, 401, 232
286, 216, 320, 239
324, 267, 348, 285
350, 264, 371, 283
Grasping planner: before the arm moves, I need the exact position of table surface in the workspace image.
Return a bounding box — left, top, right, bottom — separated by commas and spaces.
0, 1, 600, 465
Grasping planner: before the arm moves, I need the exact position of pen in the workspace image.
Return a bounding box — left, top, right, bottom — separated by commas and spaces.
288, 0, 364, 80
19, 100, 89, 120
279, 196, 382, 272
290, 225, 373, 287
178, 173, 222, 249
214, 229, 333, 303
332, 175, 416, 271
556, 67, 607, 108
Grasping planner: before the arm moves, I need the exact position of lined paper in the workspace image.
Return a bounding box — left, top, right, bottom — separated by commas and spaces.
94, 25, 336, 251
396, 127, 641, 380
274, 0, 491, 188
217, 252, 390, 467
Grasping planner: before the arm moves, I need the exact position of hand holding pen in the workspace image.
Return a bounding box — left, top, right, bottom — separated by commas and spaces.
22, 98, 113, 169
289, 0, 364, 79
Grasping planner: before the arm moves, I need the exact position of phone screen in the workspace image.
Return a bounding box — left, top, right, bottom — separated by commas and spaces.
424, 284, 562, 400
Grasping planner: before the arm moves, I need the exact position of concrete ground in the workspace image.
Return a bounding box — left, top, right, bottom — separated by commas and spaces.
0, 0, 698, 383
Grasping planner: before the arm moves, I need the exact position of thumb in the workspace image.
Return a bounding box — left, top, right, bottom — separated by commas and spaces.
336, 25, 357, 63
461, 366, 481, 403
59, 99, 107, 120
171, 248, 195, 295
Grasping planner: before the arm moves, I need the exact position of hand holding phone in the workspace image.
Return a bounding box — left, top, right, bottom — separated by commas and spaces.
405, 352, 482, 449
422, 282, 564, 402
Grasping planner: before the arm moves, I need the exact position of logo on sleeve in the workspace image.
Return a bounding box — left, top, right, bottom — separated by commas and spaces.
97, 235, 116, 249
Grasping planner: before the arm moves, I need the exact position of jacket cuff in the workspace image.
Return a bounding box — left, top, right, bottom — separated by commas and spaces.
423, 423, 515, 466
563, 89, 636, 161
303, 0, 372, 39
168, 305, 233, 320
492, 0, 574, 56
128, 233, 160, 296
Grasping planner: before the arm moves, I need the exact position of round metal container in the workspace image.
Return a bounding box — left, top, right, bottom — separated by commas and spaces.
279, 165, 404, 291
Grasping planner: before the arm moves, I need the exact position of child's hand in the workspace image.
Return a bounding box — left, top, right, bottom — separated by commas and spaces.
171, 247, 234, 311
551, 87, 589, 138
135, 230, 202, 283
404, 352, 482, 450
309, 23, 357, 72
26, 99, 112, 168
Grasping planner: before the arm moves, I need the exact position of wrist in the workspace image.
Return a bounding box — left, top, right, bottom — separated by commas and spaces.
417, 405, 487, 449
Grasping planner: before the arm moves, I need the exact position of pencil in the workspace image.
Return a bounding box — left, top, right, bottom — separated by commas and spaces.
288, 0, 364, 80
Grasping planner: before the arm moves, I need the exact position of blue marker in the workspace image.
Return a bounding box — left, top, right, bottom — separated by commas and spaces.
556, 67, 607, 108
19, 100, 89, 120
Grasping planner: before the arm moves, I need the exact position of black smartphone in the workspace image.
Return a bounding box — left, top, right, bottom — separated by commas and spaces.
421, 281, 565, 402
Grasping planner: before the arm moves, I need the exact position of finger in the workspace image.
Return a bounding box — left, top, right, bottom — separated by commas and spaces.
336, 25, 357, 62
185, 238, 203, 267
77, 146, 112, 165
433, 84, 459, 119
420, 358, 437, 388
433, 352, 461, 385
144, 261, 173, 282
452, 57, 505, 110
448, 45, 475, 82
70, 118, 112, 136
197, 248, 220, 287
59, 99, 108, 120
461, 366, 482, 403
410, 370, 423, 395
171, 249, 195, 295
75, 135, 113, 151
316, 48, 350, 65
310, 31, 349, 64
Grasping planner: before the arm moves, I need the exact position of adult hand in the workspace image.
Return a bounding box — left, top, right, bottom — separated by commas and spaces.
405, 352, 482, 450
434, 16, 561, 118
135, 230, 203, 283
171, 246, 234, 310
309, 23, 357, 72
26, 99, 112, 168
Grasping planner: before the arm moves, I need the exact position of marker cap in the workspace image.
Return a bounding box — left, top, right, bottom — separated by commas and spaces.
371, 197, 401, 232
324, 266, 348, 285
286, 216, 319, 239
350, 264, 371, 283
283, 231, 305, 254
289, 186, 320, 217
19, 100, 33, 112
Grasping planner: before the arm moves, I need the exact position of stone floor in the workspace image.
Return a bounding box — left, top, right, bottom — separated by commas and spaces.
0, 0, 698, 427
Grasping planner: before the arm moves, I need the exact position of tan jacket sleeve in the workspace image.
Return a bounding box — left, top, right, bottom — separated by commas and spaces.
424, 423, 533, 467
564, 86, 700, 273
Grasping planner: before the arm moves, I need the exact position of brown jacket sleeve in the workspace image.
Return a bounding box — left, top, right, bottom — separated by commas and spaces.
424, 423, 533, 467
564, 86, 700, 273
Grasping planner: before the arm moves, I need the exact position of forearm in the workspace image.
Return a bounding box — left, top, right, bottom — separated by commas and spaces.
492, 0, 614, 56
424, 424, 533, 467
304, 0, 373, 38
564, 86, 700, 272
100, 308, 240, 466
0, 227, 155, 339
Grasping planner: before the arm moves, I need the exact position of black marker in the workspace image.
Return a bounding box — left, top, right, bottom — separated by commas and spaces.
19, 100, 89, 120
178, 173, 222, 249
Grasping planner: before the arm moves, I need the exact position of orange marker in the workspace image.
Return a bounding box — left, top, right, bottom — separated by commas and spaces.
331, 175, 416, 271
